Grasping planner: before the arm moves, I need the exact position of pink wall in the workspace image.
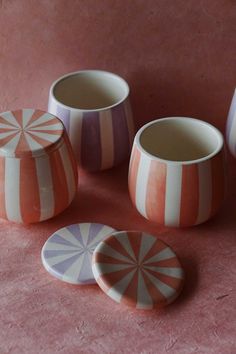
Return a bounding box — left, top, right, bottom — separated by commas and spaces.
0, 2, 236, 354
0, 0, 235, 131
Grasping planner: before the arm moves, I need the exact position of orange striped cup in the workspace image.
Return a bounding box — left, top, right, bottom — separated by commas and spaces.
0, 109, 78, 223
129, 117, 225, 227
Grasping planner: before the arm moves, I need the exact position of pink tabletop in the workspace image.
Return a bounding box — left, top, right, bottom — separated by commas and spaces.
0, 1, 236, 353
0, 160, 235, 354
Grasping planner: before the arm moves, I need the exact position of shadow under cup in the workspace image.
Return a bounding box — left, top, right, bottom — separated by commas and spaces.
48, 70, 135, 172
129, 117, 225, 227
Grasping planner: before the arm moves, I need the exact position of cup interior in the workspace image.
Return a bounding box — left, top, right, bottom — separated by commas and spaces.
139, 118, 223, 162
52, 71, 129, 110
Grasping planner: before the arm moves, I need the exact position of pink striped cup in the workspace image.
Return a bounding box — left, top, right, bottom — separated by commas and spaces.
0, 109, 78, 223
129, 117, 225, 227
48, 70, 135, 172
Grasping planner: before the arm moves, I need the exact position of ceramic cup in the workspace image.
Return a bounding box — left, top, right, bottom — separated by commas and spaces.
0, 109, 78, 223
226, 88, 236, 157
129, 117, 225, 227
48, 70, 135, 172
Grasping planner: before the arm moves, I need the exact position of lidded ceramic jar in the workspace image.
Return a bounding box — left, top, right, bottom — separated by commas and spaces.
0, 109, 78, 223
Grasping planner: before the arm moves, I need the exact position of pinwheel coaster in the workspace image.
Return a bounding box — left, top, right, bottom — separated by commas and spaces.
41, 223, 116, 284
92, 231, 184, 310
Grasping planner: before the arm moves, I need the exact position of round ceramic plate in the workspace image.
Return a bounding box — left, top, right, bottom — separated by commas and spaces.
41, 223, 116, 284
92, 231, 184, 310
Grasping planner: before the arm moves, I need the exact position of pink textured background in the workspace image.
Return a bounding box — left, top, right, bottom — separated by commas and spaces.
0, 1, 235, 353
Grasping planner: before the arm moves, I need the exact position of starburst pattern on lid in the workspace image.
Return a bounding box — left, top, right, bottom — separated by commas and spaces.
0, 109, 64, 157
41, 223, 116, 284
92, 231, 184, 310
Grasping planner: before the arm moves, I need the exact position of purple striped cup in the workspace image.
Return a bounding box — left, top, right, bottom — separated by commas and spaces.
48, 70, 135, 172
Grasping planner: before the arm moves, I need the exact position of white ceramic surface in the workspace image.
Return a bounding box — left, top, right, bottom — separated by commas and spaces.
226, 88, 236, 157
41, 223, 116, 284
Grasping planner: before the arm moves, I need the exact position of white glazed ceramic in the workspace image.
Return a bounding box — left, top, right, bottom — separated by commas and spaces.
41, 223, 116, 285
226, 88, 236, 157
129, 117, 225, 227
48, 70, 135, 172
0, 109, 77, 223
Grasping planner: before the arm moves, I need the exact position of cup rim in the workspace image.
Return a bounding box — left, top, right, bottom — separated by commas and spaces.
49, 69, 130, 112
135, 117, 224, 165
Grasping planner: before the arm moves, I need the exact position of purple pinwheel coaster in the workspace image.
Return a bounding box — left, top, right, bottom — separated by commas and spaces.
41, 223, 116, 284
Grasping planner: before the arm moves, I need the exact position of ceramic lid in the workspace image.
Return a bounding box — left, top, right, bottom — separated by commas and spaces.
41, 223, 116, 285
92, 231, 184, 310
0, 109, 64, 158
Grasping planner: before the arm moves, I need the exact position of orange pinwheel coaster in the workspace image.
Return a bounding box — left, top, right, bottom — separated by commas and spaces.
92, 231, 184, 310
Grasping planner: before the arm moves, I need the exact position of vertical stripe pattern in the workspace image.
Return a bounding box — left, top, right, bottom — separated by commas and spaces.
179, 164, 199, 227
146, 160, 167, 226
99, 110, 114, 170
49, 148, 70, 217
48, 96, 135, 171
36, 156, 55, 221
69, 110, 83, 162
196, 160, 212, 224
5, 158, 22, 222
135, 154, 151, 218
0, 158, 6, 220
165, 164, 182, 227
20, 158, 41, 223
128, 145, 141, 205
128, 142, 225, 227
0, 109, 77, 223
112, 104, 130, 166
81, 112, 101, 171
59, 142, 77, 203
